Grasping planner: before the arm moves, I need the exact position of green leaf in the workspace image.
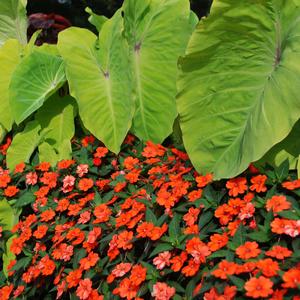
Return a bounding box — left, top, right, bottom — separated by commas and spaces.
14, 191, 35, 208
298, 155, 300, 179
36, 94, 75, 162
208, 249, 228, 259
177, 0, 300, 179
232, 224, 246, 247
11, 256, 31, 271
275, 159, 289, 181
198, 210, 214, 228
277, 210, 300, 220
0, 198, 19, 232
247, 231, 272, 243
0, 0, 27, 47
0, 198, 20, 277
145, 208, 157, 224
0, 39, 23, 130
168, 213, 181, 240
58, 13, 133, 153
228, 275, 245, 291
258, 119, 300, 169
38, 142, 59, 166
10, 50, 66, 124
85, 7, 108, 32
122, 0, 191, 142
6, 120, 41, 171
0, 124, 7, 144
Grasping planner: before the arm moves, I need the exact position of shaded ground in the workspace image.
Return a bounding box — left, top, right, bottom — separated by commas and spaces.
27, 0, 213, 29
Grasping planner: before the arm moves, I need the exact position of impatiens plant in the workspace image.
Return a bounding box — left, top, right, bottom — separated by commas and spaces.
0, 136, 300, 299
1, 0, 300, 179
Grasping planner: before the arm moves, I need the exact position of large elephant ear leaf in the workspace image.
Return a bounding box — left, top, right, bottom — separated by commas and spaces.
9, 50, 66, 124
58, 12, 133, 153
0, 39, 23, 131
0, 0, 27, 47
177, 0, 300, 179
6, 120, 41, 171
258, 119, 300, 169
36, 94, 76, 163
122, 0, 191, 142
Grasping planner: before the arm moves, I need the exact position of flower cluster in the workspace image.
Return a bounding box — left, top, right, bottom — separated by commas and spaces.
0, 135, 300, 299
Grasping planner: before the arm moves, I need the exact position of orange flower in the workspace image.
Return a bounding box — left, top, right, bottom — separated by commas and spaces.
235, 241, 261, 260
195, 173, 213, 188
270, 218, 287, 234
186, 237, 211, 264
79, 252, 99, 270
57, 159, 75, 169
142, 141, 165, 158
52, 243, 74, 262
93, 204, 111, 223
4, 185, 19, 197
14, 162, 25, 173
35, 161, 51, 171
215, 204, 233, 225
129, 264, 147, 286
81, 135, 95, 147
265, 245, 292, 260
226, 177, 248, 197
235, 261, 256, 274
188, 189, 203, 202
123, 156, 139, 170
38, 255, 56, 275
184, 224, 199, 235
117, 230, 134, 250
114, 181, 127, 192
33, 225, 48, 239
94, 147, 108, 158
56, 198, 70, 212
170, 251, 188, 272
282, 179, 300, 190
245, 276, 273, 298
10, 237, 24, 255
0, 285, 13, 300
136, 222, 155, 238
40, 209, 55, 222
282, 268, 300, 288
148, 224, 168, 241
66, 269, 82, 288
269, 289, 287, 300
266, 195, 291, 214
0, 173, 11, 188
182, 259, 200, 277
208, 233, 228, 251
76, 278, 93, 300
250, 175, 267, 193
78, 178, 93, 191
66, 228, 85, 245
125, 170, 140, 183
183, 207, 200, 226
113, 278, 139, 299
40, 172, 58, 188
212, 260, 237, 279
256, 258, 279, 277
